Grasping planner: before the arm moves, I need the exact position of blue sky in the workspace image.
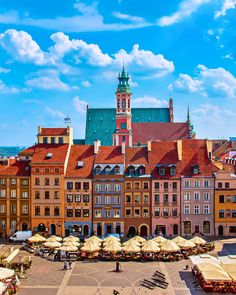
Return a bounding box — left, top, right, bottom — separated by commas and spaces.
0, 0, 236, 145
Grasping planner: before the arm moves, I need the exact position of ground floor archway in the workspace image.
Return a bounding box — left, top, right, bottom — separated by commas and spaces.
173, 224, 178, 235
139, 224, 148, 237
37, 223, 45, 232
183, 221, 191, 235
116, 225, 121, 235
22, 223, 28, 231
218, 225, 224, 236
127, 226, 136, 237
155, 225, 166, 236
97, 224, 102, 236
50, 224, 56, 235
83, 225, 89, 236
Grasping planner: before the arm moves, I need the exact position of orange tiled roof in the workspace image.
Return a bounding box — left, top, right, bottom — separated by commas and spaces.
39, 128, 68, 136
65, 145, 95, 178
149, 141, 182, 178
125, 146, 150, 174
95, 146, 124, 164
0, 159, 30, 176
182, 139, 218, 177
21, 144, 69, 164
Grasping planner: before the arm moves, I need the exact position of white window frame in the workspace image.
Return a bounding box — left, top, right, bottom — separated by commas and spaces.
184, 205, 190, 214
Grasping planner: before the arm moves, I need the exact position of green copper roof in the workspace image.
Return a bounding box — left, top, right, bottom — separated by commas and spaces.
116, 68, 131, 94
85, 107, 170, 145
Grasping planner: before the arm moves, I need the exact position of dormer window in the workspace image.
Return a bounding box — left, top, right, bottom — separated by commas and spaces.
46, 153, 53, 159
95, 166, 101, 174
114, 165, 120, 174
159, 168, 165, 176
192, 165, 199, 175
129, 165, 135, 176
170, 166, 176, 176
104, 165, 111, 174
139, 166, 145, 175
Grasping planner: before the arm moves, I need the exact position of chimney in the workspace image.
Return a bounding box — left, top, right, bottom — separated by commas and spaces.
206, 140, 213, 161
121, 142, 126, 154
94, 140, 101, 154
147, 141, 152, 152
177, 140, 182, 161
37, 126, 42, 135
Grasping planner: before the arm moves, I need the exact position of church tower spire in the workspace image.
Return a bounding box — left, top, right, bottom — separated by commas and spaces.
113, 66, 132, 147
186, 105, 196, 139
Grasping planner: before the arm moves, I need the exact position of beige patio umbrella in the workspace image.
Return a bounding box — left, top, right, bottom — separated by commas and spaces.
197, 263, 232, 282
141, 240, 160, 253
122, 239, 140, 246
152, 236, 167, 244
222, 264, 236, 281
103, 243, 122, 253
172, 236, 186, 245
63, 241, 80, 247
63, 236, 80, 242
44, 241, 62, 248
0, 282, 6, 295
122, 241, 141, 253
160, 240, 180, 252
59, 245, 78, 252
103, 236, 120, 242
130, 236, 146, 243
103, 239, 121, 247
178, 240, 196, 249
86, 236, 102, 243
190, 236, 206, 245
0, 267, 15, 279
81, 241, 101, 252
47, 235, 62, 242
28, 234, 46, 243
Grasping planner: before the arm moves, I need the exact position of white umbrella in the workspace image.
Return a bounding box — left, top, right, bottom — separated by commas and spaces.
44, 241, 62, 248
172, 236, 186, 245
103, 244, 122, 253
28, 234, 46, 243
103, 236, 120, 242
86, 236, 102, 243
47, 235, 62, 242
122, 240, 141, 253
178, 240, 195, 249
81, 241, 101, 252
0, 267, 14, 279
59, 245, 78, 252
142, 241, 160, 253
190, 236, 206, 245
63, 236, 80, 242
63, 241, 80, 247
152, 236, 167, 244
130, 236, 146, 244
160, 240, 180, 252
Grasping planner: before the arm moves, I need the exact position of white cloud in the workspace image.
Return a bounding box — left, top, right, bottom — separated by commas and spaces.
113, 12, 145, 23
73, 96, 88, 113
0, 67, 10, 73
215, 0, 236, 18
45, 106, 65, 119
26, 70, 70, 91
169, 73, 203, 93
132, 95, 168, 107
157, 0, 211, 26
81, 80, 92, 87
0, 29, 46, 65
0, 79, 21, 93
114, 44, 174, 76
171, 65, 236, 98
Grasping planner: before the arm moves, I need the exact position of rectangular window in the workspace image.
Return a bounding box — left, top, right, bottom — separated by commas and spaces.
83, 209, 89, 217
105, 196, 111, 204
54, 191, 59, 199
184, 205, 190, 214
45, 191, 50, 199
154, 194, 160, 204
0, 190, 6, 198
172, 194, 178, 203
232, 196, 236, 203
83, 194, 89, 203
170, 167, 176, 176
22, 192, 28, 198
11, 178, 16, 185
204, 192, 210, 200
219, 195, 224, 203
126, 182, 132, 189
204, 205, 210, 214
0, 179, 6, 185
51, 137, 55, 144
75, 209, 81, 217
35, 206, 40, 216
55, 168, 59, 173
67, 194, 73, 202
134, 208, 140, 217
172, 208, 178, 217
164, 182, 168, 190
114, 184, 121, 192
143, 208, 149, 217
75, 182, 81, 190
194, 205, 200, 214
21, 179, 28, 186
154, 182, 160, 190
54, 178, 59, 186
232, 210, 236, 218
134, 195, 139, 204
159, 168, 165, 176
163, 194, 168, 203
126, 195, 131, 203
10, 190, 16, 198
105, 210, 111, 218
54, 207, 60, 216
143, 194, 149, 204
83, 182, 89, 190
35, 178, 40, 186
75, 194, 81, 202
172, 182, 177, 190
219, 210, 224, 218
67, 182, 73, 190
194, 181, 200, 187
45, 178, 50, 186
184, 193, 190, 201
229, 226, 236, 233
95, 184, 101, 192
58, 137, 64, 144
143, 182, 149, 189
11, 205, 17, 214
43, 137, 48, 144
154, 208, 160, 217
104, 184, 111, 192
204, 180, 209, 187
0, 205, 6, 213
125, 208, 131, 217
120, 123, 127, 129
45, 207, 50, 216
184, 180, 190, 188
218, 182, 223, 188
113, 196, 120, 204
95, 196, 101, 204
163, 208, 168, 217
194, 192, 200, 200
0, 220, 5, 229
95, 210, 101, 218
134, 182, 140, 189
66, 209, 73, 217
225, 182, 230, 189
113, 209, 120, 218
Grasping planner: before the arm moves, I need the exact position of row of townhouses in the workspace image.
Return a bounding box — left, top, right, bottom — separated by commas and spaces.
0, 127, 235, 239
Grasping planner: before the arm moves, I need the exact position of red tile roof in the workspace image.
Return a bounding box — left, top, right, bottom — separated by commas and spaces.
132, 122, 189, 144
65, 145, 95, 178
182, 139, 218, 177
39, 128, 68, 136
125, 147, 150, 174
21, 144, 69, 164
149, 141, 181, 178
0, 159, 30, 176
95, 146, 124, 164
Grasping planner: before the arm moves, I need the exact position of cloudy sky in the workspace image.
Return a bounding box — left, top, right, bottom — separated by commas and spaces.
0, 0, 235, 145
